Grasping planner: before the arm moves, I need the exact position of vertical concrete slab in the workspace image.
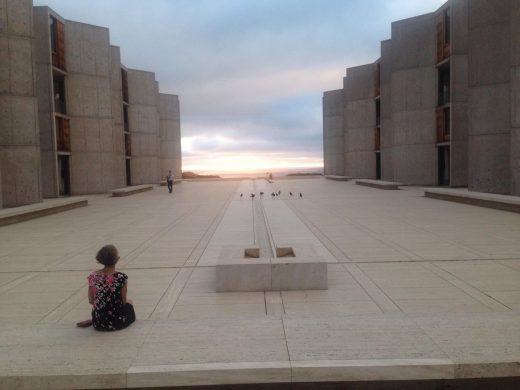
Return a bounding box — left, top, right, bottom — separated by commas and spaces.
65, 20, 116, 194
380, 39, 394, 181
390, 13, 437, 185
109, 45, 125, 189
344, 64, 376, 179
159, 93, 182, 180
33, 6, 58, 198
449, 0, 469, 187
127, 69, 160, 185
0, 0, 42, 207
323, 89, 344, 176
467, 0, 511, 194
511, 0, 520, 195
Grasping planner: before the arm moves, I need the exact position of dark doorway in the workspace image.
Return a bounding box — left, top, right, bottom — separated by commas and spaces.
58, 155, 71, 196
438, 146, 450, 186
126, 158, 131, 186
376, 152, 381, 180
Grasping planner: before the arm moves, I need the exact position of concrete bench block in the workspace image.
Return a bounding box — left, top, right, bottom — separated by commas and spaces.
111, 185, 154, 197
325, 175, 350, 181
216, 259, 271, 292
216, 258, 328, 292
356, 179, 402, 190
271, 258, 328, 291
425, 188, 520, 214
0, 198, 88, 227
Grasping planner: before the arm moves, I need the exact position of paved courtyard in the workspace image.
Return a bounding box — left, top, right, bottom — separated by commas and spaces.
1, 178, 520, 388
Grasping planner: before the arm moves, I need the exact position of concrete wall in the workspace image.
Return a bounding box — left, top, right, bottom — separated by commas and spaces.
127, 69, 160, 185
33, 6, 58, 198
449, 0, 469, 187
322, 89, 344, 176
467, 0, 511, 194
344, 64, 376, 179
109, 45, 126, 189
0, 0, 42, 207
379, 40, 394, 181
390, 13, 437, 185
511, 0, 520, 195
159, 93, 182, 179
65, 21, 120, 194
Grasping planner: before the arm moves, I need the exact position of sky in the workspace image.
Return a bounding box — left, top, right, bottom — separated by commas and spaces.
33, 0, 446, 175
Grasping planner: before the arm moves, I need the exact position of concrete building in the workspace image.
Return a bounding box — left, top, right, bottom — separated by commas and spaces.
0, 1, 182, 208
324, 0, 519, 196
0, 0, 42, 208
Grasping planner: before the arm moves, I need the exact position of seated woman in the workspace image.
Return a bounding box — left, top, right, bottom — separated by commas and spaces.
77, 245, 135, 331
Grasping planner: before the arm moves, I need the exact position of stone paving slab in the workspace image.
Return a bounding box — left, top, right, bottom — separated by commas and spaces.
1, 179, 520, 388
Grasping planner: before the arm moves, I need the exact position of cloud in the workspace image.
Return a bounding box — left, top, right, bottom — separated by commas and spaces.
34, 0, 448, 173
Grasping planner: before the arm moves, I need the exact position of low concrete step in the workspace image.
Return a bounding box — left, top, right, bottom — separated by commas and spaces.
356, 179, 402, 190
111, 184, 154, 197
425, 188, 520, 213
325, 175, 350, 181
0, 197, 88, 226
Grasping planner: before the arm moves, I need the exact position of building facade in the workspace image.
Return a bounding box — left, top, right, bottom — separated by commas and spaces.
323, 0, 519, 196
0, 1, 182, 208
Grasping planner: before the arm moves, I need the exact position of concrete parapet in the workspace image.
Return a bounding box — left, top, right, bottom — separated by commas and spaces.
323, 89, 344, 176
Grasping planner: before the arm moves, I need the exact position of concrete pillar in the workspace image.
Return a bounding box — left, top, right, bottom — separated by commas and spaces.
449, 0, 469, 187
390, 13, 437, 185
380, 39, 394, 181
467, 0, 511, 194
64, 21, 117, 194
0, 0, 42, 208
127, 69, 160, 185
511, 0, 520, 195
159, 93, 182, 180
344, 64, 376, 179
33, 6, 59, 198
109, 45, 126, 189
322, 89, 344, 176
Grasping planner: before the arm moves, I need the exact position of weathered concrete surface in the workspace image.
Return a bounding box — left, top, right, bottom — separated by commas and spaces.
109, 45, 126, 190
0, 0, 42, 207
66, 21, 123, 195
391, 13, 437, 185
2, 179, 520, 388
511, 0, 520, 195
323, 89, 344, 176
380, 39, 394, 182
344, 64, 376, 179
468, 0, 512, 194
127, 69, 161, 185
159, 93, 182, 180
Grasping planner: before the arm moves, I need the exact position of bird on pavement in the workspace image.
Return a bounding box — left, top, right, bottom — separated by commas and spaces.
299, 193, 303, 198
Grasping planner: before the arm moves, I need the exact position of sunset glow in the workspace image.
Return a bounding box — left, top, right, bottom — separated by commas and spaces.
182, 152, 323, 176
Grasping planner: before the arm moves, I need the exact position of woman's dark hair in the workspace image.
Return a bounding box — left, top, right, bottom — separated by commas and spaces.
96, 245, 119, 267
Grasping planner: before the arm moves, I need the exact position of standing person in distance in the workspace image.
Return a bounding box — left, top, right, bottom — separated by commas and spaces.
166, 170, 174, 194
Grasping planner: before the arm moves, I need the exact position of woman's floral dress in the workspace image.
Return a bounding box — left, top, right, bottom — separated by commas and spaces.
88, 271, 135, 331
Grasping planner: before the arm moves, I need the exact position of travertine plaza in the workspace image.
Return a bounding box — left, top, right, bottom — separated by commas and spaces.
1, 179, 520, 388
323, 0, 520, 195
1, 0, 182, 209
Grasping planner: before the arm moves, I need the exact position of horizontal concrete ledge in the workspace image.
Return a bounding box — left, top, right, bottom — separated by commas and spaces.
424, 188, 520, 214
356, 179, 402, 190
325, 175, 350, 181
127, 361, 291, 388
111, 185, 154, 197
0, 198, 88, 227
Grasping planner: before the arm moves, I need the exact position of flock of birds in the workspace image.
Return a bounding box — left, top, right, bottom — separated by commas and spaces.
240, 190, 303, 199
